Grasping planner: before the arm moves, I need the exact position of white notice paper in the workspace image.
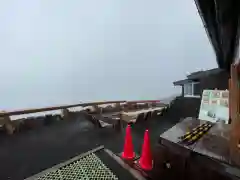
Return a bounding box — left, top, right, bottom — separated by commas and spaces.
198, 89, 229, 124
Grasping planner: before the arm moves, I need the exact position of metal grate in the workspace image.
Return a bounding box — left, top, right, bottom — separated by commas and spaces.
34, 153, 118, 180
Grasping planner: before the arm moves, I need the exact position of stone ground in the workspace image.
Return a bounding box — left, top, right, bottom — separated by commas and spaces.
0, 114, 180, 180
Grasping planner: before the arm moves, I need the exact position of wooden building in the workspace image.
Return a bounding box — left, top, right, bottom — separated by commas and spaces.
172, 68, 229, 118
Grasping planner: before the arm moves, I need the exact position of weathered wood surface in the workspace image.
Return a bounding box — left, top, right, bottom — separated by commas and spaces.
158, 118, 240, 179
121, 107, 165, 123
161, 118, 233, 164
159, 118, 240, 176
193, 121, 231, 163
229, 64, 240, 166
160, 117, 208, 150
123, 107, 164, 117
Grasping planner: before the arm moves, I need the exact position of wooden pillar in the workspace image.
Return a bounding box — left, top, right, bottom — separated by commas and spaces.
93, 105, 99, 114
62, 109, 70, 120
147, 103, 151, 108
99, 106, 103, 114
114, 113, 122, 132
229, 79, 232, 123
152, 102, 156, 107
230, 64, 240, 164
125, 103, 130, 111
0, 112, 15, 135
115, 103, 121, 111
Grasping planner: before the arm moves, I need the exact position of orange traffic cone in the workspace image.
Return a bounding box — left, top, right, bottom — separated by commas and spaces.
121, 124, 135, 160
139, 129, 153, 170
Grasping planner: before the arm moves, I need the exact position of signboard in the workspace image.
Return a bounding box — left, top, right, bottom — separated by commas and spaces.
198, 89, 229, 124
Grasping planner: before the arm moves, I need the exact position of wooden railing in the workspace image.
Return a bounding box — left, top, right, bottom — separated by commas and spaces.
0, 99, 163, 135
0, 100, 162, 117
0, 101, 126, 117
127, 100, 160, 103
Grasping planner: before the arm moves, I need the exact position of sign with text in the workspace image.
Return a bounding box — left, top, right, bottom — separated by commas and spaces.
198, 89, 229, 124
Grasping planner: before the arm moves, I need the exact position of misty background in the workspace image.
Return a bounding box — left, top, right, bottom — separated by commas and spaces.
0, 0, 217, 111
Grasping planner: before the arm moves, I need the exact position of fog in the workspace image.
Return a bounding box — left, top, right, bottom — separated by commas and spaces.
0, 0, 217, 110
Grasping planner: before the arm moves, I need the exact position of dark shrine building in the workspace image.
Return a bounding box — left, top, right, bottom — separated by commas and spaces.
174, 68, 229, 98
172, 68, 230, 118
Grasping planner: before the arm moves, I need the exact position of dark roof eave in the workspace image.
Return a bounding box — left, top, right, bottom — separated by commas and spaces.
187, 68, 224, 79
194, 0, 240, 70
173, 79, 193, 86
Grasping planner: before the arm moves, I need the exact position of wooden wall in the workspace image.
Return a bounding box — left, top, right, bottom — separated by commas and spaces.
168, 96, 201, 119
198, 71, 229, 93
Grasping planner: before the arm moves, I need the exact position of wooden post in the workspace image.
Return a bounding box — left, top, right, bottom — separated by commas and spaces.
62, 109, 70, 120
0, 111, 15, 135
125, 103, 130, 112
99, 106, 103, 115
115, 103, 121, 111
230, 63, 240, 164
93, 105, 99, 114
229, 79, 232, 123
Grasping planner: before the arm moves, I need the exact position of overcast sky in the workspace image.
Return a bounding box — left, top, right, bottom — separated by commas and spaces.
0, 0, 217, 110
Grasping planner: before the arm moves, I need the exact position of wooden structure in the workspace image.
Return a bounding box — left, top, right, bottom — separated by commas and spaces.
0, 100, 165, 135
171, 71, 232, 123
0, 101, 126, 117
153, 117, 240, 180
152, 65, 240, 180
0, 101, 126, 134
152, 65, 240, 179
174, 68, 229, 98
229, 64, 240, 165
121, 107, 165, 124
192, 0, 240, 158
173, 68, 229, 119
